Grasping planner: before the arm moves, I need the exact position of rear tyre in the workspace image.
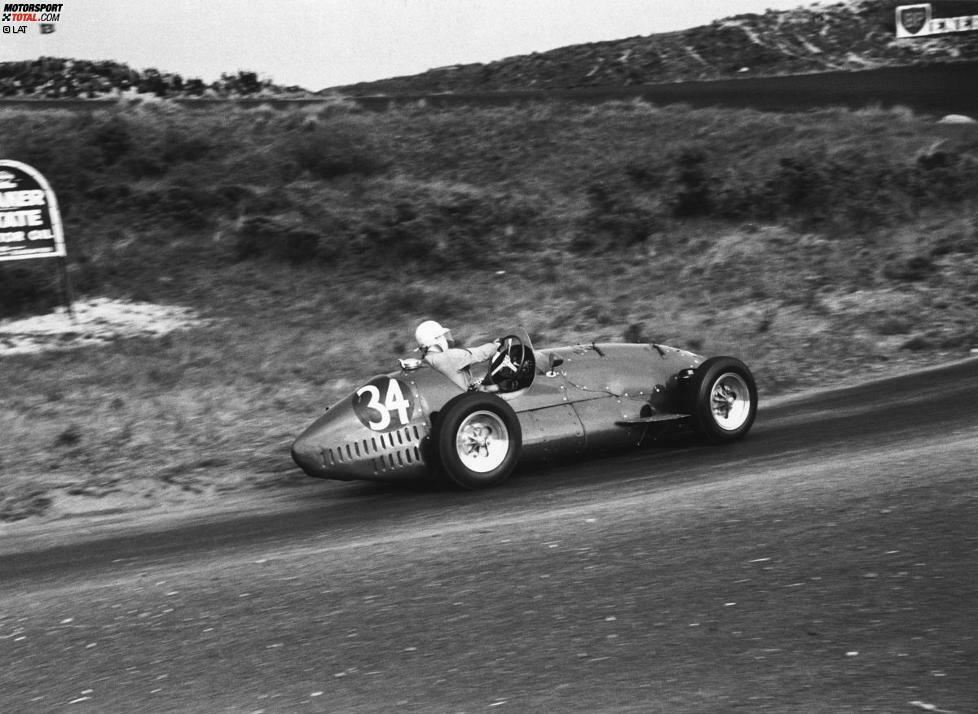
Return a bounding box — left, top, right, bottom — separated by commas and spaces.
688, 357, 757, 443
435, 392, 522, 489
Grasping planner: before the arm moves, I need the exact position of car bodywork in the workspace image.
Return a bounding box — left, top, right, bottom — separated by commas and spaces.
291, 332, 756, 487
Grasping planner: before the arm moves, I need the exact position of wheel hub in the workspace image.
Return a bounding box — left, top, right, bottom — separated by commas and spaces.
455, 410, 510, 473
710, 372, 751, 431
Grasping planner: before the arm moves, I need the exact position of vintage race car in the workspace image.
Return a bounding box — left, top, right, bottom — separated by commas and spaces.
291, 330, 757, 489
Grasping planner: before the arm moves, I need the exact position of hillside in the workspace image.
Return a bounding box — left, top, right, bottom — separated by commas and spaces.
334, 0, 978, 95
5, 2, 977, 101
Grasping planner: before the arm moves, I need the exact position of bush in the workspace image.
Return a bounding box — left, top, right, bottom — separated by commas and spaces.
883, 254, 935, 281
348, 184, 535, 269
134, 184, 218, 229
277, 229, 321, 263
234, 216, 286, 259
573, 180, 662, 251
84, 182, 133, 210
771, 154, 830, 223
623, 323, 648, 343
702, 148, 978, 233
669, 147, 714, 218
160, 127, 215, 165
90, 116, 132, 166
287, 124, 387, 180
0, 264, 62, 319
233, 216, 320, 263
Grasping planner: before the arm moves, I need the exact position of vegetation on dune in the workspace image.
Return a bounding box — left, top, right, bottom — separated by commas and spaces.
1, 98, 977, 520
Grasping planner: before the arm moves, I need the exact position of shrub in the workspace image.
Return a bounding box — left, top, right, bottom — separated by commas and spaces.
55, 424, 83, 447
670, 147, 714, 218
573, 180, 662, 251
277, 229, 321, 263
160, 126, 215, 165
624, 159, 666, 189
287, 124, 387, 180
900, 335, 932, 351
235, 216, 282, 259
875, 315, 913, 335
91, 116, 132, 166
703, 147, 978, 233
770, 154, 831, 225
134, 185, 217, 229
0, 264, 62, 319
213, 184, 256, 210
623, 323, 648, 343
348, 184, 535, 269
233, 216, 320, 263
883, 254, 935, 281
123, 153, 167, 179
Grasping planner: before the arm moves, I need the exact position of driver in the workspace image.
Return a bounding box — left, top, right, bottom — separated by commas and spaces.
414, 320, 502, 391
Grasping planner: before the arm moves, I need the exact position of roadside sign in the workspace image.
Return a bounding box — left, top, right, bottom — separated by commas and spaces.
0, 159, 73, 317
0, 159, 65, 262
896, 3, 978, 38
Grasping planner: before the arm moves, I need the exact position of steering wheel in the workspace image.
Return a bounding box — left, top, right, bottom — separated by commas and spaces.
483, 334, 534, 391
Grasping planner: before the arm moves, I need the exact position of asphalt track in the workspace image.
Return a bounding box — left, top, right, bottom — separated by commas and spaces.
2, 359, 977, 712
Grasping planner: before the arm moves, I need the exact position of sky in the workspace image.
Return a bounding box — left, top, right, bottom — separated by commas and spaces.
0, 0, 811, 90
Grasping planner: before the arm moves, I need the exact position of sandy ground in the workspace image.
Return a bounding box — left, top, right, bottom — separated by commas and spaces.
0, 299, 225, 526
0, 298, 207, 356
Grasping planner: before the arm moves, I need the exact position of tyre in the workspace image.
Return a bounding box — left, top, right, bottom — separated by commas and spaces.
434, 392, 522, 489
688, 357, 757, 443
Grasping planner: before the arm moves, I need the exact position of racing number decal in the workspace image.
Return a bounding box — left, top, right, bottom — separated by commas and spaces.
353, 377, 416, 432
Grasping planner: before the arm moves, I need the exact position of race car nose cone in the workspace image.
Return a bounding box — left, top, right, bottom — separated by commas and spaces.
290, 404, 369, 480
291, 387, 430, 481
291, 433, 322, 477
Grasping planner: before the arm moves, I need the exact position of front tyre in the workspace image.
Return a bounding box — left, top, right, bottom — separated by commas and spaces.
689, 357, 757, 443
435, 393, 522, 489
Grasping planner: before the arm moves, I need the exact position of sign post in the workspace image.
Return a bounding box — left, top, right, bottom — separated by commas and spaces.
0, 159, 73, 318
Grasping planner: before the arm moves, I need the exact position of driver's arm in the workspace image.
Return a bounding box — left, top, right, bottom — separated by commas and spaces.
464, 341, 502, 392
464, 340, 501, 365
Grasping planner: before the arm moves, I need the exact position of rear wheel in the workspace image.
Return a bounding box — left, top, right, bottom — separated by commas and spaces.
688, 357, 757, 442
435, 393, 522, 489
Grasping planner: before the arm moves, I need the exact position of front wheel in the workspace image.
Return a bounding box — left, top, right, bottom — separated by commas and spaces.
434, 393, 522, 489
688, 357, 757, 443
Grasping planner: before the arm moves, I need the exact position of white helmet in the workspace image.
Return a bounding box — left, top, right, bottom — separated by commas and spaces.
415, 320, 451, 353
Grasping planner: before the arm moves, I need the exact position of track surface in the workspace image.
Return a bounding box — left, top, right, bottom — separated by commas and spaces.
2, 360, 977, 712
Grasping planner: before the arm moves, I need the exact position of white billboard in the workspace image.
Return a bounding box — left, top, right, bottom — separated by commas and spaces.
0, 160, 65, 262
